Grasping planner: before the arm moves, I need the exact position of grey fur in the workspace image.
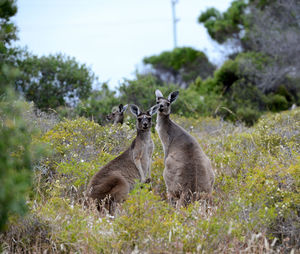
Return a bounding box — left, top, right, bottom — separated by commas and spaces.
106, 104, 128, 125
155, 89, 215, 207
87, 104, 158, 213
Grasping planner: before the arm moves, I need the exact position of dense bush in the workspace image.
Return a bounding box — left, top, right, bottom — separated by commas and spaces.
0, 91, 46, 232
183, 52, 299, 125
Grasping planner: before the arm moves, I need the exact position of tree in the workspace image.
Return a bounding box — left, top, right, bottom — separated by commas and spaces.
198, 1, 247, 46
118, 74, 164, 109
199, 0, 300, 94
0, 0, 18, 95
0, 0, 17, 53
143, 47, 215, 88
198, 0, 272, 49
15, 51, 95, 110
244, 0, 300, 93
0, 1, 47, 231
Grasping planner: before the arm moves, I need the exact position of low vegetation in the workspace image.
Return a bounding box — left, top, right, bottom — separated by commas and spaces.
1, 1, 299, 252
1, 103, 299, 253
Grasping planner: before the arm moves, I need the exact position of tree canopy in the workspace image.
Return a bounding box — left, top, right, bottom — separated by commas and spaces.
0, 0, 18, 95
197, 0, 300, 120
143, 47, 215, 88
198, 1, 247, 45
15, 51, 95, 110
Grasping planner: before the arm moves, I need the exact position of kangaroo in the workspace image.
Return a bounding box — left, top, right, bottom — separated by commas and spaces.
87, 104, 159, 213
106, 104, 128, 125
155, 89, 215, 207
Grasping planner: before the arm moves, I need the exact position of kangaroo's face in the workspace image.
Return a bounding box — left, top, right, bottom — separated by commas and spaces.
106, 104, 128, 124
156, 97, 171, 115
136, 113, 152, 130
155, 90, 179, 116
130, 104, 159, 131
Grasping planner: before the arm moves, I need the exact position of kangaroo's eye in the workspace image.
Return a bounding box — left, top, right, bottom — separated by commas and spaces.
138, 118, 142, 122
166, 102, 170, 106
156, 101, 159, 104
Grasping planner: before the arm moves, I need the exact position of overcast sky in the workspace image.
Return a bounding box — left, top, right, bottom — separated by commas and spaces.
13, 0, 232, 90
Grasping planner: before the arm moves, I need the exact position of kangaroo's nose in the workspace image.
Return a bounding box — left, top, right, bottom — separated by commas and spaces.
160, 104, 163, 109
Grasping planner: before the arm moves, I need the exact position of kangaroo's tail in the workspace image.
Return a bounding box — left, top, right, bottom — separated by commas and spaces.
88, 172, 130, 203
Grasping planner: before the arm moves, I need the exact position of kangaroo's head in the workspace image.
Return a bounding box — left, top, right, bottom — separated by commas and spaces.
155, 89, 179, 116
106, 104, 128, 125
130, 104, 159, 131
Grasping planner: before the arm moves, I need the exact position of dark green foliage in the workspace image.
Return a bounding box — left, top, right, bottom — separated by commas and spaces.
119, 74, 165, 109
143, 47, 215, 87
198, 1, 247, 44
0, 62, 19, 95
118, 74, 202, 118
0, 0, 17, 50
78, 74, 214, 124
199, 0, 300, 94
214, 59, 239, 92
198, 0, 277, 46
76, 83, 119, 124
76, 74, 165, 125
0, 0, 18, 95
266, 94, 289, 113
183, 52, 298, 125
0, 91, 46, 232
15, 51, 94, 110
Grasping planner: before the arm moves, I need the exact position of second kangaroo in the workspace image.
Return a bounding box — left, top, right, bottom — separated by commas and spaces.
87, 104, 159, 213
106, 104, 128, 125
155, 89, 215, 207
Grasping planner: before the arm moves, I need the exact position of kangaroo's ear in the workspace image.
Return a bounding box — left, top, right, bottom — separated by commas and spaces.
155, 89, 164, 99
130, 104, 140, 117
120, 104, 128, 113
168, 91, 179, 104
118, 104, 123, 112
148, 104, 159, 116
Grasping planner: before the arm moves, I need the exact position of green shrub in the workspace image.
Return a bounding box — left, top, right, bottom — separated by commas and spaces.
75, 83, 120, 125
39, 118, 136, 199
267, 94, 289, 112
112, 184, 176, 252
0, 90, 46, 231
42, 117, 135, 163
236, 106, 261, 126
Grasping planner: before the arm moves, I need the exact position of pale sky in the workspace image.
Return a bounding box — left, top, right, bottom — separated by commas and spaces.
13, 0, 233, 90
